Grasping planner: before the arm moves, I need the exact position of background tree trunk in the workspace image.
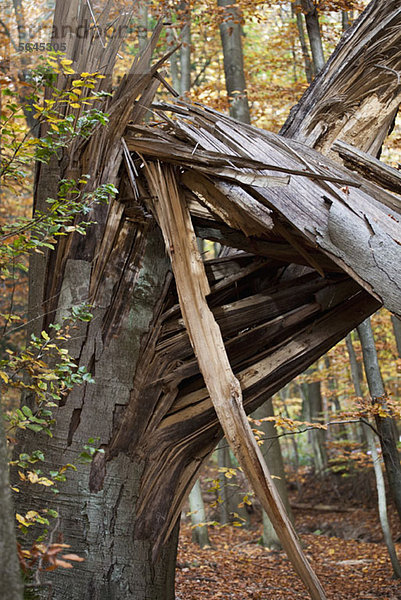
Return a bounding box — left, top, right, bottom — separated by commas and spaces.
357, 318, 401, 524
189, 479, 210, 548
294, 0, 314, 83
391, 315, 401, 357
217, 0, 251, 124
179, 1, 191, 95
345, 333, 401, 579
217, 439, 230, 524
300, 0, 325, 75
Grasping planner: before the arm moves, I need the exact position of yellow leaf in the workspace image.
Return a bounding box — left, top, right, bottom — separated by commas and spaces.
0, 371, 9, 383
70, 103, 81, 109
25, 511, 39, 520
37, 477, 54, 487
16, 513, 29, 526
27, 471, 39, 484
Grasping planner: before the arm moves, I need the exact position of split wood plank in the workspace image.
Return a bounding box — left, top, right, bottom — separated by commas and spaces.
145, 162, 327, 600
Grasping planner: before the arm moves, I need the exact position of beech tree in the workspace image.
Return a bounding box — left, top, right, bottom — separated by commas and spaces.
14, 1, 401, 599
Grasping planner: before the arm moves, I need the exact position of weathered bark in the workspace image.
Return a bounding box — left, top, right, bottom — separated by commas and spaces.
253, 398, 294, 550
0, 411, 23, 600
357, 318, 401, 524
345, 334, 401, 579
128, 105, 401, 317
189, 479, 210, 547
217, 0, 251, 124
300, 0, 325, 75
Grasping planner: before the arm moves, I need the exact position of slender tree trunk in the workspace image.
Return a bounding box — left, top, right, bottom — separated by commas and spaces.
391, 315, 401, 357
345, 334, 368, 447
217, 0, 251, 124
217, 439, 230, 524
342, 11, 352, 31
189, 479, 210, 547
138, 0, 149, 54
300, 0, 325, 75
294, 0, 314, 82
254, 398, 294, 549
304, 368, 327, 476
345, 334, 401, 579
0, 411, 23, 600
12, 0, 37, 131
166, 27, 180, 91
179, 1, 191, 95
324, 355, 348, 441
280, 388, 300, 475
357, 318, 401, 524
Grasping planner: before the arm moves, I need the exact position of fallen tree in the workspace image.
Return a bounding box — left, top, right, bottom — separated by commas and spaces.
16, 1, 401, 599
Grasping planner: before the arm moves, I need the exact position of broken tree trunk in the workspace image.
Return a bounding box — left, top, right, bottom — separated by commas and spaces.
281, 0, 401, 155
15, 0, 401, 598
145, 162, 327, 600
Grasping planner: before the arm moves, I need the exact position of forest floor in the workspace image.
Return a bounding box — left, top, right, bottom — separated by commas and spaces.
176, 471, 401, 599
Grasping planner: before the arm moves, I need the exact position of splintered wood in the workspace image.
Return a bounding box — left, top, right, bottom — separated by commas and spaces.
145, 162, 327, 600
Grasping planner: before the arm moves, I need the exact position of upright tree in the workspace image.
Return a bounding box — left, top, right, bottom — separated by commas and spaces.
217, 0, 251, 123
357, 318, 401, 523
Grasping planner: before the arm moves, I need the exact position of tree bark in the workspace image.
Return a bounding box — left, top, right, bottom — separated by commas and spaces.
294, 0, 314, 83
391, 315, 401, 357
217, 0, 251, 124
357, 318, 401, 524
304, 368, 327, 476
179, 1, 191, 95
300, 0, 325, 75
345, 333, 401, 579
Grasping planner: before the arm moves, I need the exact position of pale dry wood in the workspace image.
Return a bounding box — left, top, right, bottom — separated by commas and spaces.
145, 162, 327, 600
332, 140, 401, 213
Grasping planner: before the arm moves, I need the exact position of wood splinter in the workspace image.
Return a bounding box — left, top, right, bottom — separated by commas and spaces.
145, 161, 327, 600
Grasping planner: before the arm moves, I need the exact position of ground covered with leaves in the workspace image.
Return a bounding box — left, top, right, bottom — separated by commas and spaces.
176, 474, 401, 600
